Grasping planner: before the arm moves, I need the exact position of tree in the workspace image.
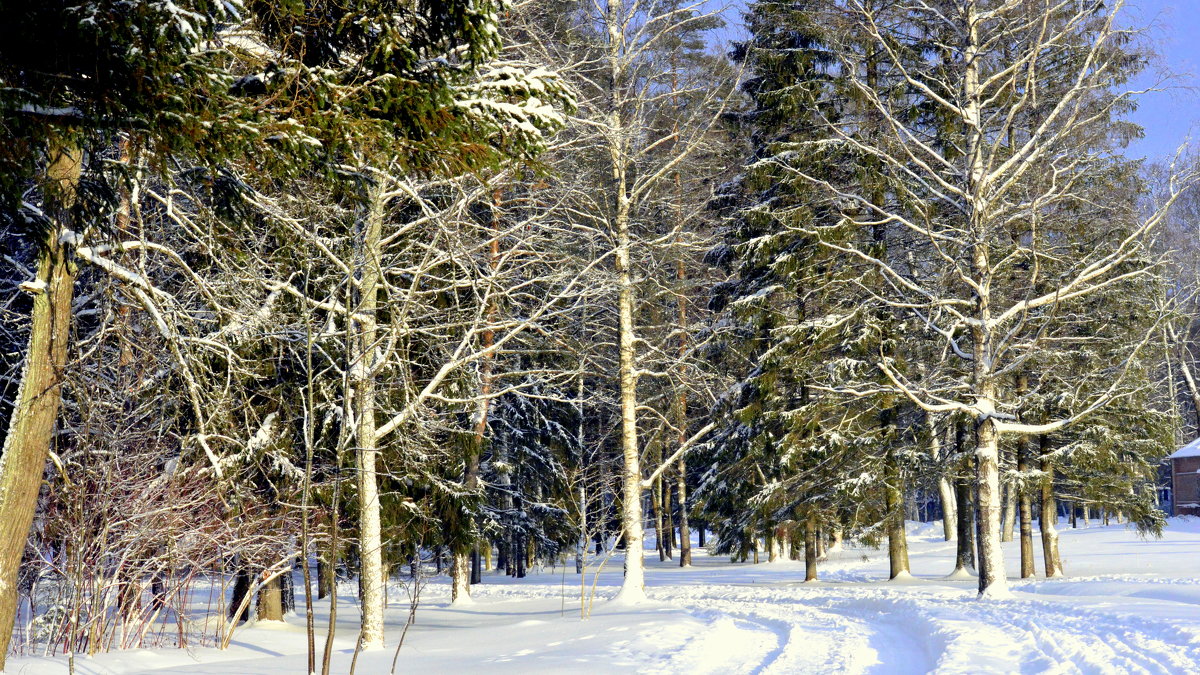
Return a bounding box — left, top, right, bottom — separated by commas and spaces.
766, 0, 1193, 596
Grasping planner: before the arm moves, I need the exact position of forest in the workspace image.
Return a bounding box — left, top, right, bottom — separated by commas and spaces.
4, 0, 1200, 673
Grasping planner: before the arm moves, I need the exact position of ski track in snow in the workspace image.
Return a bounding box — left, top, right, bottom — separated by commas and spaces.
12, 519, 1200, 674
483, 576, 1200, 675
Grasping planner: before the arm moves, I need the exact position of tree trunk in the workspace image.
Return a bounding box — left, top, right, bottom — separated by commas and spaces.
0, 139, 82, 670
611, 0, 645, 598
229, 567, 252, 624
885, 449, 910, 579
352, 179, 386, 648
456, 190, 503, 602
931, 424, 957, 541
964, 0, 1008, 598
318, 550, 333, 600
257, 575, 284, 622
1001, 478, 1016, 543
664, 483, 675, 559
677, 461, 691, 567
804, 514, 818, 582
451, 552, 471, 604
653, 474, 665, 562
1039, 439, 1063, 577
1017, 439, 1036, 579
953, 457, 976, 574
281, 565, 295, 614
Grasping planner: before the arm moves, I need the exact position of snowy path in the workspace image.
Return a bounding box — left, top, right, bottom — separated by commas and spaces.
13, 519, 1200, 674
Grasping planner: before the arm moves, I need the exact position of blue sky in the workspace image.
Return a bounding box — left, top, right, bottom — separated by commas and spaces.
1125, 0, 1200, 159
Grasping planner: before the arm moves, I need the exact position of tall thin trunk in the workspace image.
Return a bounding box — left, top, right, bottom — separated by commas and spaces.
0, 139, 82, 670
673, 198, 692, 568
1017, 437, 1035, 579
932, 424, 957, 541
953, 421, 976, 574
1001, 474, 1016, 542
664, 482, 675, 559
964, 0, 1008, 598
321, 457, 342, 675
1039, 436, 1063, 577
608, 0, 645, 603
576, 372, 587, 575
352, 179, 386, 648
455, 190, 503, 602
653, 473, 666, 561
676, 459, 691, 567
302, 296, 318, 673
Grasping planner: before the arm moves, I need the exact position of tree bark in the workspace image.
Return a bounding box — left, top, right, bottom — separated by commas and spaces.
885, 447, 910, 579
1001, 477, 1016, 543
804, 513, 818, 582
257, 575, 284, 622
352, 178, 386, 648
664, 483, 675, 558
1017, 437, 1036, 578
229, 567, 252, 624
653, 474, 666, 562
932, 425, 957, 541
610, 0, 645, 602
953, 428, 977, 575
963, 0, 1008, 598
0, 139, 81, 670
1039, 438, 1063, 577
677, 460, 691, 567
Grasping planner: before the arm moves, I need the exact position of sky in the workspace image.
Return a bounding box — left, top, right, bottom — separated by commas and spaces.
1125, 0, 1200, 159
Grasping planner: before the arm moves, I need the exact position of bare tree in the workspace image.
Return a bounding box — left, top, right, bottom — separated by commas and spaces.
780, 0, 1195, 596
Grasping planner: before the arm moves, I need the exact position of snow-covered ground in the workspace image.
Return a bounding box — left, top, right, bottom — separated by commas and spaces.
12, 518, 1200, 674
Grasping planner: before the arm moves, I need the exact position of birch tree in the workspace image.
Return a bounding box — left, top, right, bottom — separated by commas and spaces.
778, 0, 1195, 596
576, 0, 729, 600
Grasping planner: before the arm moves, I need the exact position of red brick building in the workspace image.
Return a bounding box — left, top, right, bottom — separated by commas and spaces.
1172, 439, 1200, 517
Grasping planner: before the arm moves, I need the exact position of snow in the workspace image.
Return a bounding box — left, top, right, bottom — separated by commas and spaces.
1170, 436, 1200, 459
11, 518, 1200, 674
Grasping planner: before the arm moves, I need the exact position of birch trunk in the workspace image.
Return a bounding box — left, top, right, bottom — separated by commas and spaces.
606, 0, 646, 603
352, 179, 386, 648
0, 139, 81, 669
965, 1, 1009, 597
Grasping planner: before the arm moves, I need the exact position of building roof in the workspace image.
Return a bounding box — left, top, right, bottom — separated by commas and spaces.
1171, 437, 1200, 459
